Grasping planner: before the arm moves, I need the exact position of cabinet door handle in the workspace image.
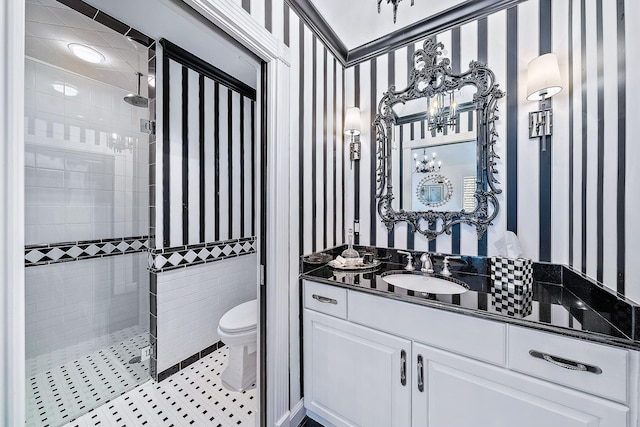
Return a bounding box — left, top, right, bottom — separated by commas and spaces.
312, 294, 337, 304
529, 350, 602, 374
417, 354, 424, 392
400, 350, 407, 386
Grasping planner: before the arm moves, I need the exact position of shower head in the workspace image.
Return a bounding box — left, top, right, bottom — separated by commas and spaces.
124, 72, 148, 108
124, 93, 148, 108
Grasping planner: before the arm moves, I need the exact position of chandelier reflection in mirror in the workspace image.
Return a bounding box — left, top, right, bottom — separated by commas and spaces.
414, 150, 441, 174
378, 0, 414, 23
427, 91, 458, 133
107, 132, 136, 153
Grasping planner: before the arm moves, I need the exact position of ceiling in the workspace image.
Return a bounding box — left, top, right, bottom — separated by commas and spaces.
291, 0, 526, 66
25, 0, 148, 93
309, 0, 464, 50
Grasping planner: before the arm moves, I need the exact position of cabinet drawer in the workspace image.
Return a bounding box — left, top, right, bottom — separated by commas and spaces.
508, 326, 630, 403
304, 280, 347, 319
348, 290, 506, 365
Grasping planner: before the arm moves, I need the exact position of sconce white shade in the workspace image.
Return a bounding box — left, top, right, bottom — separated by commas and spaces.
526, 53, 562, 101
344, 107, 361, 135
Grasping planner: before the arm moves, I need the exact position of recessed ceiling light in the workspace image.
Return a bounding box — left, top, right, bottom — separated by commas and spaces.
52, 81, 78, 97
68, 43, 105, 64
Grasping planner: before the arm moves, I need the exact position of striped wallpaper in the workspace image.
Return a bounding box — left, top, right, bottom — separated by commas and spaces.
342, 0, 639, 303
184, 0, 639, 408
203, 0, 639, 302
156, 41, 257, 249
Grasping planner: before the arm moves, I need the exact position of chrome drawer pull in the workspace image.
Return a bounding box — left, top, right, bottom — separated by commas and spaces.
417, 354, 424, 392
400, 350, 407, 386
312, 294, 338, 304
529, 350, 602, 375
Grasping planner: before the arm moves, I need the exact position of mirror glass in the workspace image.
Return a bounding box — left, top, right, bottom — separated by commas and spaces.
374, 39, 504, 240
395, 140, 476, 212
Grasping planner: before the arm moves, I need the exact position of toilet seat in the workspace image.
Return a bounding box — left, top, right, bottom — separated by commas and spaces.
218, 299, 257, 334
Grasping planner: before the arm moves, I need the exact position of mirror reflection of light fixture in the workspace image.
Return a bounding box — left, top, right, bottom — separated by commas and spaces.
344, 107, 361, 170
414, 149, 442, 173
527, 53, 562, 151
377, 0, 414, 23
426, 92, 458, 133
107, 132, 135, 153
52, 81, 78, 97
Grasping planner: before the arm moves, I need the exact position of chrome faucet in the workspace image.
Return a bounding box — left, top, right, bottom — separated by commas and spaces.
397, 250, 415, 271
420, 253, 434, 274
441, 256, 461, 277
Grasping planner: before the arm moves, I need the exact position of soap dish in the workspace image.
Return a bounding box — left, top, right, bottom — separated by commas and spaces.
303, 253, 333, 265
327, 259, 381, 271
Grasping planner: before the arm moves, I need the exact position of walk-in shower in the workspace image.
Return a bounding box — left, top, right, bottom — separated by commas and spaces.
24, 1, 153, 425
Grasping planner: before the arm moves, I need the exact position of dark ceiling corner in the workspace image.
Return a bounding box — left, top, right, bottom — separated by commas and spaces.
286, 0, 527, 68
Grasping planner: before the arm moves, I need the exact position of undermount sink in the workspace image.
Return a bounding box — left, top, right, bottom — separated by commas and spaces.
381, 272, 469, 295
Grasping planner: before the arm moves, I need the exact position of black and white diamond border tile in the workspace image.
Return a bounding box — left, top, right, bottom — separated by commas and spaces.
148, 237, 256, 273
25, 236, 150, 267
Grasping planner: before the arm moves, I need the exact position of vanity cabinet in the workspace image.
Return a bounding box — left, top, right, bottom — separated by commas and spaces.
304, 310, 411, 427
302, 280, 638, 427
412, 342, 627, 427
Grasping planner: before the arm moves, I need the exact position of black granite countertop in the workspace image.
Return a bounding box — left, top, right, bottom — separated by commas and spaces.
300, 245, 640, 351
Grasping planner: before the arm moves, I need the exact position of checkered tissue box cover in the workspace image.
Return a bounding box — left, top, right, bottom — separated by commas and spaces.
490, 256, 533, 317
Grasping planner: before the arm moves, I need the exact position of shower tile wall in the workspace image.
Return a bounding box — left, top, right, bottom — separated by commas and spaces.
25, 255, 148, 365
24, 58, 148, 244
24, 57, 149, 370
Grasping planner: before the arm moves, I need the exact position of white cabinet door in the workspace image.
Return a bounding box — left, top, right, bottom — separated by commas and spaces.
303, 309, 412, 427
412, 342, 629, 427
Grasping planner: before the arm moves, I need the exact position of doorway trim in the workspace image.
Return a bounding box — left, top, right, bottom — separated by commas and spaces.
181, 1, 292, 426
0, 1, 25, 426
0, 0, 293, 425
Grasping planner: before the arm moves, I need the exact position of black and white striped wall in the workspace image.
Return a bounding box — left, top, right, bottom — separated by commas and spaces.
153, 40, 257, 256
218, 0, 640, 323
343, 0, 640, 303
148, 39, 259, 380
281, 5, 347, 406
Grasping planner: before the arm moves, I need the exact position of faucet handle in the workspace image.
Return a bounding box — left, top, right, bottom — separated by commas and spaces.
440, 255, 460, 277
397, 250, 415, 271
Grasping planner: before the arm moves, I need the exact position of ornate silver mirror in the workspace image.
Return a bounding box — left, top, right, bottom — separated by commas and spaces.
374, 39, 504, 240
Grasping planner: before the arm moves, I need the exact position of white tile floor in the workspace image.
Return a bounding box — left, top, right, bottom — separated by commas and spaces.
64, 346, 257, 427
26, 328, 149, 427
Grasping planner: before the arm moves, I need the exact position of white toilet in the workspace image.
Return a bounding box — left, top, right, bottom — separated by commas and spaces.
217, 299, 257, 391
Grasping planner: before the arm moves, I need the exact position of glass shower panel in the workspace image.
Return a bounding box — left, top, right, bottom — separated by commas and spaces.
23, 7, 151, 423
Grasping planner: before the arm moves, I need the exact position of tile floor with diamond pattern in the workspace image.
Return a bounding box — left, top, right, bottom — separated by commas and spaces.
63, 346, 256, 427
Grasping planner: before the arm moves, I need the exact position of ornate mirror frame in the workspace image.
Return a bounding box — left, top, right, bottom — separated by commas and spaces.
374, 39, 505, 240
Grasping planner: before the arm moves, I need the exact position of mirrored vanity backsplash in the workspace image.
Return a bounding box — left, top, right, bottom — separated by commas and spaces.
300, 245, 640, 350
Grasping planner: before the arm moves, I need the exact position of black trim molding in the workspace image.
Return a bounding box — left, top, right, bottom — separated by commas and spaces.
56, 0, 153, 46
156, 340, 225, 382
286, 0, 527, 66
159, 38, 256, 100
285, 0, 348, 63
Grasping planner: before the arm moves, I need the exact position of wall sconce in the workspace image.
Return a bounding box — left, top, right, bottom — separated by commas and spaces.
527, 53, 562, 151
344, 107, 361, 169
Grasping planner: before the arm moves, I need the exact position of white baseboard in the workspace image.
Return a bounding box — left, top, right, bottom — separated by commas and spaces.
290, 399, 306, 427
275, 411, 291, 427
